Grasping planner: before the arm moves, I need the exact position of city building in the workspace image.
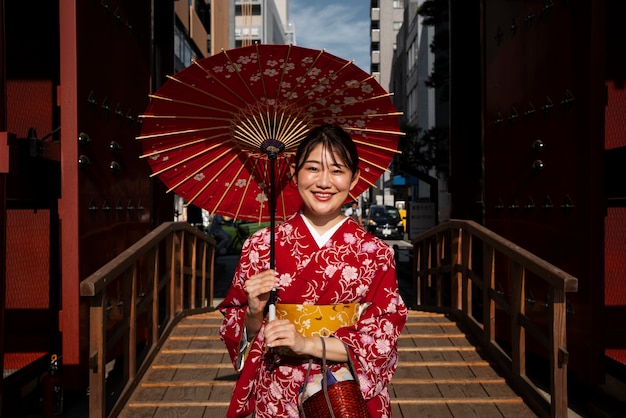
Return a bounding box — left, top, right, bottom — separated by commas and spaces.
369, 0, 405, 208
235, 0, 289, 47
390, 0, 450, 235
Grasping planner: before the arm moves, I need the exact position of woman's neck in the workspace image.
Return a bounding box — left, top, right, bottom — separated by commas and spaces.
300, 210, 345, 235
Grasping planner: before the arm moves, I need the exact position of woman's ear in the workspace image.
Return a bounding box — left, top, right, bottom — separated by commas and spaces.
290, 163, 296, 180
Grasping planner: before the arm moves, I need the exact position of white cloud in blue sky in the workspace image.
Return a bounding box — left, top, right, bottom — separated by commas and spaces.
289, 0, 370, 73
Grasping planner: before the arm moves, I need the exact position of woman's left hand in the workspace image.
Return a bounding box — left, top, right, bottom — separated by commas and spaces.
263, 319, 307, 354
264, 322, 350, 362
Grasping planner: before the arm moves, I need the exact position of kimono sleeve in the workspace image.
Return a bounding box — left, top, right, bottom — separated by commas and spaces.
333, 243, 408, 400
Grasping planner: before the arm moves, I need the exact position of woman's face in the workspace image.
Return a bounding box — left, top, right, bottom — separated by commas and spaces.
292, 143, 359, 220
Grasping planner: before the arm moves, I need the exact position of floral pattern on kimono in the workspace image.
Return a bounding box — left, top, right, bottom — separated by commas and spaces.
219, 214, 408, 418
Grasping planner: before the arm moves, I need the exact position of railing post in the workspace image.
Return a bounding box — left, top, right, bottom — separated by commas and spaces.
551, 288, 568, 418
151, 246, 159, 344
88, 293, 106, 418
167, 233, 176, 320
450, 227, 462, 312
413, 243, 421, 307
434, 233, 441, 306
483, 244, 495, 344
206, 240, 215, 308
510, 261, 525, 377
177, 230, 185, 311
190, 234, 197, 309
462, 229, 473, 318
127, 266, 138, 381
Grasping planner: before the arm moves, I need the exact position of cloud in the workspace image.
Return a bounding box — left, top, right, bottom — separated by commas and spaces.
290, 1, 370, 72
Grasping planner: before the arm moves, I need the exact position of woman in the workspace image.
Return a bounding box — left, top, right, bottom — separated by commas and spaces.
219, 125, 408, 417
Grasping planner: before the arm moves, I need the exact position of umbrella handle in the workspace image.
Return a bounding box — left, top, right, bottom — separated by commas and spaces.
262, 139, 283, 323
268, 154, 276, 322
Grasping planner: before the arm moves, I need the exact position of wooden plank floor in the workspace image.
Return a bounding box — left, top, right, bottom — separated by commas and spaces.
118, 310, 538, 417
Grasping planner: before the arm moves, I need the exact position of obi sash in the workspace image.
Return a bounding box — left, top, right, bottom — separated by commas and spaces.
275, 302, 364, 336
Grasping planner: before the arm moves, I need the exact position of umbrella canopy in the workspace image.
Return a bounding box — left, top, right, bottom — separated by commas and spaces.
138, 43, 402, 222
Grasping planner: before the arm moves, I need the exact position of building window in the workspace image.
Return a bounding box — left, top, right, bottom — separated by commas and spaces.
371, 0, 379, 7
174, 25, 195, 70
393, 0, 402, 8
371, 63, 380, 73
371, 42, 380, 51
393, 21, 403, 31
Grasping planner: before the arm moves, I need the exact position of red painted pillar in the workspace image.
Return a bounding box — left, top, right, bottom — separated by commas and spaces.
58, 0, 81, 384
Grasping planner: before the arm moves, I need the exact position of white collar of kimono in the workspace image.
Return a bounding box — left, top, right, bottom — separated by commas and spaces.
299, 212, 349, 248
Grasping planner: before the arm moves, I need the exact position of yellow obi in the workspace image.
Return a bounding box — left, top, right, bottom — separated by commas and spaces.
275, 302, 363, 336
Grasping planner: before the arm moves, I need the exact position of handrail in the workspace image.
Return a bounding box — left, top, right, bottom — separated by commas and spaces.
79, 222, 216, 418
410, 219, 577, 418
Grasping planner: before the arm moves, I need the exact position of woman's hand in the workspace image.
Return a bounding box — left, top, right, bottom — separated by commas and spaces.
243, 270, 277, 336
243, 269, 277, 315
263, 319, 307, 354
264, 322, 350, 362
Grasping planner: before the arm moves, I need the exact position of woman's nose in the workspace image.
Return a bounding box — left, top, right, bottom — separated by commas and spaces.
316, 169, 331, 187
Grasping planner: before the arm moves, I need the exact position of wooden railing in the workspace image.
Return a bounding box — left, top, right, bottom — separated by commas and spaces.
410, 219, 578, 418
79, 222, 216, 418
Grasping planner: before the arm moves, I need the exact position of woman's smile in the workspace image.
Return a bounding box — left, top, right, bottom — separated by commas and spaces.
292, 143, 359, 228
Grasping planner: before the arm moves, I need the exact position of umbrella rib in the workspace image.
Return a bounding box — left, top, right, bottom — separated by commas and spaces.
136, 126, 226, 140
286, 50, 348, 109
149, 145, 229, 178
140, 114, 232, 122
347, 127, 406, 139
274, 108, 311, 149
255, 43, 270, 101
265, 44, 325, 110
359, 156, 395, 173
272, 44, 294, 104
220, 49, 260, 105
306, 93, 398, 117
275, 159, 293, 222
260, 108, 273, 141
234, 111, 271, 149
191, 58, 255, 109
167, 148, 238, 195
352, 137, 402, 154
254, 43, 293, 143
271, 109, 279, 141
290, 60, 368, 110
214, 156, 259, 220
211, 164, 249, 218
165, 74, 244, 111
139, 133, 226, 159
143, 94, 237, 116
185, 152, 244, 205
309, 111, 403, 122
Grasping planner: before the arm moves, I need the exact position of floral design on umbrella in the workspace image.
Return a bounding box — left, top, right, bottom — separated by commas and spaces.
137, 43, 403, 223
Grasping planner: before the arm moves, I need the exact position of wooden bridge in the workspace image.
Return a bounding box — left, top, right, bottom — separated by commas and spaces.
79, 220, 577, 418
115, 309, 536, 418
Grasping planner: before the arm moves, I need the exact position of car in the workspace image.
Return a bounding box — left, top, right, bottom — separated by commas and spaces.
364, 205, 405, 240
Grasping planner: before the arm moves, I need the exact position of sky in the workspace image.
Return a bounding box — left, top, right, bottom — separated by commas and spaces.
289, 0, 371, 73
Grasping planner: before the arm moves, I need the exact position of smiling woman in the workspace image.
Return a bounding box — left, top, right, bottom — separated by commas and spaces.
218, 125, 408, 418
290, 0, 371, 72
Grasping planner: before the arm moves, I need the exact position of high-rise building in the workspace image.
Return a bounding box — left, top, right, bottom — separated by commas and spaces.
235, 0, 289, 46
370, 0, 405, 90
369, 0, 405, 207
390, 0, 450, 229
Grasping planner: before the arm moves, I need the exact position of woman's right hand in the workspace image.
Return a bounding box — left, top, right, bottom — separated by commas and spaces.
243, 269, 277, 317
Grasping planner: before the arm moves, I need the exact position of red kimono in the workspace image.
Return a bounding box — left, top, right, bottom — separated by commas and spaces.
219, 214, 408, 418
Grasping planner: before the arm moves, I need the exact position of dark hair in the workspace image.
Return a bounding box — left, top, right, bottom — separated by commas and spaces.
293, 124, 359, 177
